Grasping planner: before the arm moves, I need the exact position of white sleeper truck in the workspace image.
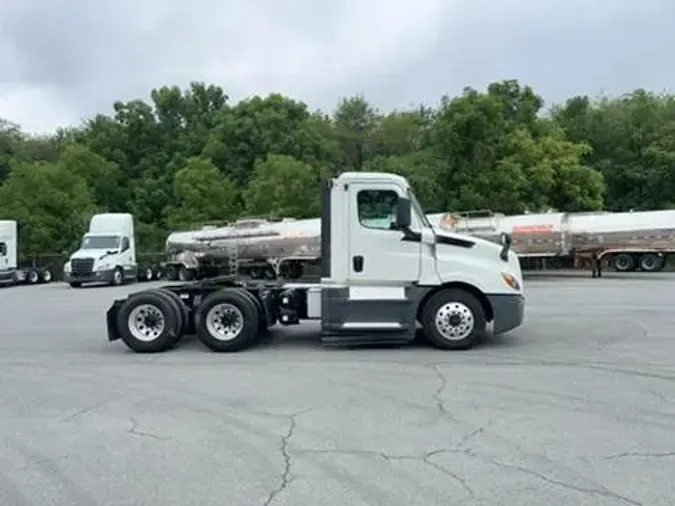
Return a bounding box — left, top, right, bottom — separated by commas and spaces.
0, 220, 54, 286
105, 172, 525, 352
64, 213, 141, 288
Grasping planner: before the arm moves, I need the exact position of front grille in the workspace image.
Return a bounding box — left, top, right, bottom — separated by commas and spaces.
71, 257, 94, 276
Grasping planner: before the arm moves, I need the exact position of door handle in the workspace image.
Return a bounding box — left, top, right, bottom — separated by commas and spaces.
353, 255, 364, 272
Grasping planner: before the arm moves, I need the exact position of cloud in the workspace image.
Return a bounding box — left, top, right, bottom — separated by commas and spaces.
0, 0, 673, 133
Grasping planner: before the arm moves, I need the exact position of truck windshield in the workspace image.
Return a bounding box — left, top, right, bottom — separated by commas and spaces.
408, 189, 432, 228
81, 235, 119, 250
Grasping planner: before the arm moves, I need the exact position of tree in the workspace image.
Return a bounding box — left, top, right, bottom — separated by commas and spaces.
0, 161, 96, 254
244, 154, 323, 219
165, 157, 240, 230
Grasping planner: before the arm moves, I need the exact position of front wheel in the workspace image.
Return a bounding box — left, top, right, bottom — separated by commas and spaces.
111, 267, 124, 286
421, 289, 486, 350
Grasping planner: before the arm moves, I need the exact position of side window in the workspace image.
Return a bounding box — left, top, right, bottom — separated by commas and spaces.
0, 242, 6, 256
121, 237, 130, 252
357, 190, 399, 230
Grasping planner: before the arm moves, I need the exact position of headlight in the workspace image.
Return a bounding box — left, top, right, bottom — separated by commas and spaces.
501, 272, 521, 291
63, 262, 71, 273
95, 263, 109, 272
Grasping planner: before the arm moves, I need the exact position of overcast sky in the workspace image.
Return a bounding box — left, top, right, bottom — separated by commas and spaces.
0, 0, 673, 134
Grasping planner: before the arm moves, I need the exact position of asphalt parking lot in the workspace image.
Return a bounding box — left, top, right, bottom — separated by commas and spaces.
1, 273, 674, 506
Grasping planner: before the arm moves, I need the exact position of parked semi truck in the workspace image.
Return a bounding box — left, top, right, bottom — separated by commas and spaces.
427, 209, 675, 273
105, 171, 525, 354
0, 220, 54, 286
63, 213, 163, 288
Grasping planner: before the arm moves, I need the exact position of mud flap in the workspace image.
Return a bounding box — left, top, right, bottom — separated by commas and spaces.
106, 300, 124, 341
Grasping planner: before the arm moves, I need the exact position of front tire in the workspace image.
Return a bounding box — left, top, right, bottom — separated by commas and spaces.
421, 289, 486, 350
196, 289, 260, 352
111, 267, 124, 286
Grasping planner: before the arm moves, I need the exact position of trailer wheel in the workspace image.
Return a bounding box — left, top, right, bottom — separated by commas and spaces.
28, 270, 39, 284
178, 266, 194, 282
639, 253, 664, 272
40, 269, 52, 283
116, 291, 180, 353
166, 266, 179, 281
613, 253, 635, 272
196, 289, 260, 352
421, 288, 486, 351
141, 266, 154, 282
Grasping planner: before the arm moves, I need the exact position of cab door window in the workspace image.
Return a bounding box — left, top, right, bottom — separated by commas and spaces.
0, 242, 6, 256
357, 190, 399, 230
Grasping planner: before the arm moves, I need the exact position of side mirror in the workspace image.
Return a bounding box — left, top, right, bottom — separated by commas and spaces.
396, 198, 411, 229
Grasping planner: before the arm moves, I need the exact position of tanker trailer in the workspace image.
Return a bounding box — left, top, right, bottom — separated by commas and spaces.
165, 217, 322, 281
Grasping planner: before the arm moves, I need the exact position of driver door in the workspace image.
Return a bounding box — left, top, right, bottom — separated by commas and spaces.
348, 183, 421, 284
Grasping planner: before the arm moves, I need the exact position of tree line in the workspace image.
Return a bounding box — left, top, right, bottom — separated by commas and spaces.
1, 79, 674, 255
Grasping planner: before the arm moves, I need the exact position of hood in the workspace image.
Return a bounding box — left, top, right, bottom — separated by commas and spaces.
432, 227, 520, 267
70, 248, 118, 261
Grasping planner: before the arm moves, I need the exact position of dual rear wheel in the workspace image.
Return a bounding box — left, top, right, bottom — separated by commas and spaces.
116, 288, 264, 353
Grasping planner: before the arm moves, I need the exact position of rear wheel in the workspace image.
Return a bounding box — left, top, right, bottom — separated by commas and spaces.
421, 289, 486, 351
40, 269, 52, 283
178, 266, 195, 282
613, 253, 635, 272
28, 270, 39, 284
116, 291, 180, 352
151, 288, 190, 338
639, 253, 664, 272
196, 289, 260, 352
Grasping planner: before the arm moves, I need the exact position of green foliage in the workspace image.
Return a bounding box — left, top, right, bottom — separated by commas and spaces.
1, 79, 674, 254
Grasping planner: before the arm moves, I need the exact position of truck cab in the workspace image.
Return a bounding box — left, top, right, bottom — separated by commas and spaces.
64, 213, 137, 287
0, 220, 18, 285
318, 172, 524, 344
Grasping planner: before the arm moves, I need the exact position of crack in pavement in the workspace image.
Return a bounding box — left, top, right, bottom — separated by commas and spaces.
127, 417, 169, 441
58, 397, 118, 423
485, 457, 643, 506
606, 451, 675, 460
262, 408, 313, 506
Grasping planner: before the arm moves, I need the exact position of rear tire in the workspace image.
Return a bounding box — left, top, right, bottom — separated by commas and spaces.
196, 289, 260, 352
421, 289, 486, 351
613, 253, 635, 272
639, 253, 664, 272
40, 269, 52, 283
116, 291, 180, 353
151, 288, 191, 338
28, 270, 39, 284
178, 266, 195, 282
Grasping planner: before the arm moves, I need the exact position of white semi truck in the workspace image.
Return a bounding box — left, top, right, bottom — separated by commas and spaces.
63, 213, 162, 288
0, 220, 54, 286
105, 172, 525, 353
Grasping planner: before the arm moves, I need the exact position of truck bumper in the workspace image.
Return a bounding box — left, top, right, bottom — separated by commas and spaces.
64, 269, 115, 284
486, 293, 524, 334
